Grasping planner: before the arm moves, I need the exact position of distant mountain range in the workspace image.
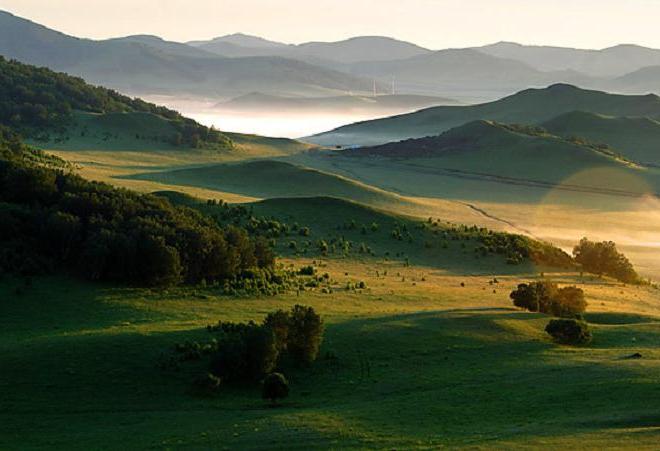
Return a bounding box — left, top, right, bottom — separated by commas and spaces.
3, 9, 660, 103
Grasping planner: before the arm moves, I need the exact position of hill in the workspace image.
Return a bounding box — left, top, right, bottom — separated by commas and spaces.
0, 10, 380, 99
607, 66, 660, 95
346, 120, 657, 196
126, 160, 407, 206
543, 111, 660, 166
478, 42, 660, 77
0, 56, 231, 150
307, 84, 660, 146
127, 160, 407, 207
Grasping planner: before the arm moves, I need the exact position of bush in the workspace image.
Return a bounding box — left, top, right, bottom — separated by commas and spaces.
545, 318, 592, 345
262, 372, 289, 405
510, 281, 586, 317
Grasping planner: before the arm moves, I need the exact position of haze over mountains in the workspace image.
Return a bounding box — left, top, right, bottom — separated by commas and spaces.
308, 84, 660, 146
3, 8, 660, 106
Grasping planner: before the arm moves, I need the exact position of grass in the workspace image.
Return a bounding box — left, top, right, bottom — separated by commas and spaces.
127, 160, 410, 208
1, 257, 659, 449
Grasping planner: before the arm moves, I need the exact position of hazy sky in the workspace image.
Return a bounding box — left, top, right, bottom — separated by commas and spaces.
1, 0, 659, 49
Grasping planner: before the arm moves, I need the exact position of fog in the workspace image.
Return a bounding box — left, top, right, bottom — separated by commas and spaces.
141, 95, 395, 139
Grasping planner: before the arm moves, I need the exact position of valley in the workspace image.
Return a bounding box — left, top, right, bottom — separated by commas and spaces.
1, 5, 660, 450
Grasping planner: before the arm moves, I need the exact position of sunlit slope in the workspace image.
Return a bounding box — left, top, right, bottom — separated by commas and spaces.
348, 120, 659, 194
128, 160, 409, 207
543, 111, 660, 166
307, 84, 660, 146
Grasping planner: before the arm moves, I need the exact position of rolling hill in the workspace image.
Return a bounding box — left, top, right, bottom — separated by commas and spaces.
307, 84, 660, 146
543, 111, 660, 166
127, 160, 408, 206
350, 120, 644, 183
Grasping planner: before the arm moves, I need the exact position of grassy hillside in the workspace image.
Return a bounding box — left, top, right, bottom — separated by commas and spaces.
127, 160, 408, 207
543, 111, 660, 166
307, 84, 660, 146
0, 56, 231, 150
349, 120, 649, 188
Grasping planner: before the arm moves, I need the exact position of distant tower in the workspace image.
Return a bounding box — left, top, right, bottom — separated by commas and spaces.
391, 76, 396, 95
373, 79, 377, 97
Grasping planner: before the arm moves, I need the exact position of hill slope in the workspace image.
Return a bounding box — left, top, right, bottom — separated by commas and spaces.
348, 120, 656, 194
543, 111, 660, 166
307, 84, 660, 146
127, 160, 408, 206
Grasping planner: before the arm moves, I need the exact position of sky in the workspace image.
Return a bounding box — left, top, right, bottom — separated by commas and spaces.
0, 0, 659, 49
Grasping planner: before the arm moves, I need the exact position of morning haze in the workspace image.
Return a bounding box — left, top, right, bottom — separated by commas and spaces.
1, 2, 659, 449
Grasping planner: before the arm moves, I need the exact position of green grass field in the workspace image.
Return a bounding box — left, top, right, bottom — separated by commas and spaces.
2, 257, 659, 449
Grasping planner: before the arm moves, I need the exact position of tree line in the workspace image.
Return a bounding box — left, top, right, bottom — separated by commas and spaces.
0, 130, 271, 286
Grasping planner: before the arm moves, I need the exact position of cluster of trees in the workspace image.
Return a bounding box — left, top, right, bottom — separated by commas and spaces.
510, 281, 587, 317
0, 140, 273, 286
206, 305, 324, 384
545, 318, 592, 345
573, 238, 639, 283
0, 56, 231, 149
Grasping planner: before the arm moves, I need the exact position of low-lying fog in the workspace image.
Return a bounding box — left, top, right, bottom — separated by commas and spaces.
142, 96, 404, 139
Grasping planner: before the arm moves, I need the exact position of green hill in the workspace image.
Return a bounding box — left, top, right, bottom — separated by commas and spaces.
307, 84, 660, 146
0, 56, 231, 150
128, 160, 407, 207
543, 111, 660, 166
350, 120, 656, 193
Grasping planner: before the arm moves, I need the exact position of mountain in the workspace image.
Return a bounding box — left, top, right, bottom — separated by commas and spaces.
346, 120, 651, 193
543, 111, 660, 166
346, 48, 593, 100
478, 42, 660, 78
218, 92, 458, 114
189, 35, 430, 64
191, 33, 287, 49
0, 10, 380, 98
606, 66, 660, 95
307, 84, 660, 146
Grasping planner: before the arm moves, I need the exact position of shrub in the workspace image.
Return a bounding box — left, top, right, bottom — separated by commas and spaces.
545, 318, 592, 345
287, 305, 324, 365
262, 372, 289, 405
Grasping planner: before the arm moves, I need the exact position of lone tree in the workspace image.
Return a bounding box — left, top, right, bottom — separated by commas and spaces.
262, 372, 289, 406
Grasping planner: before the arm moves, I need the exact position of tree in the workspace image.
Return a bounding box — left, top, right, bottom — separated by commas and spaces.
573, 238, 638, 283
263, 309, 290, 353
545, 318, 592, 345
262, 372, 289, 406
287, 305, 324, 365
510, 282, 586, 317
